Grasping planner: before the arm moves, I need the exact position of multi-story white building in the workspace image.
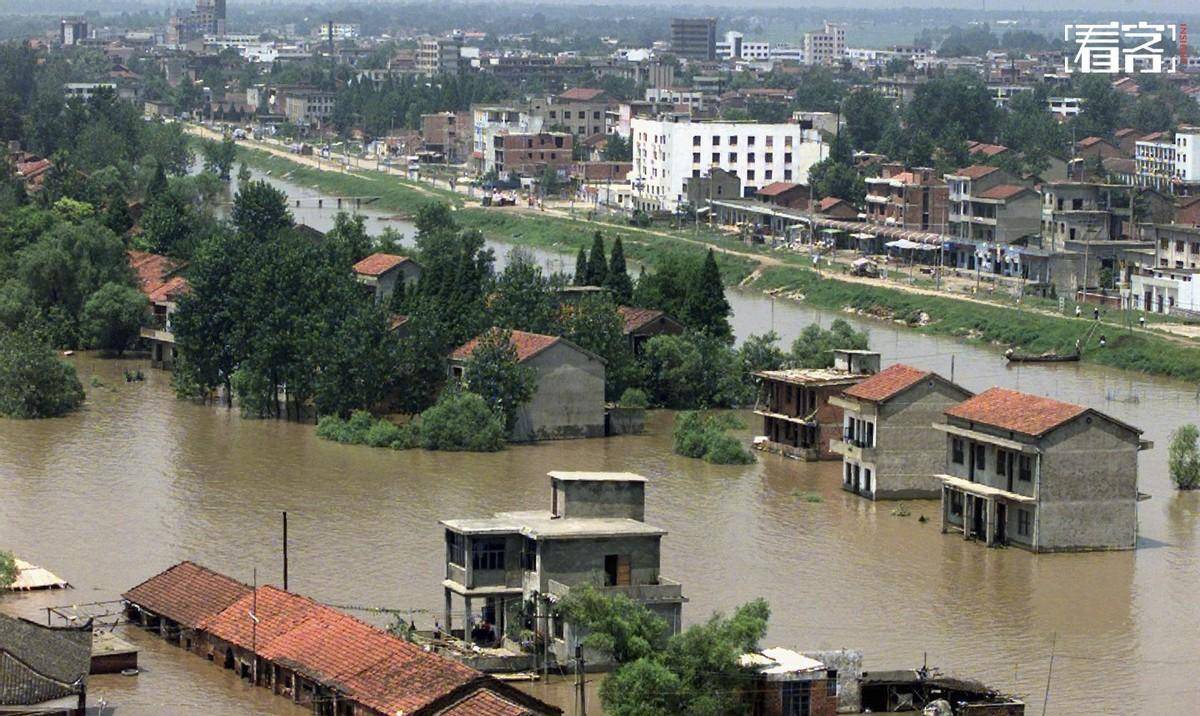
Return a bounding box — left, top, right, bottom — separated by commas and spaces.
716, 32, 803, 64
1047, 96, 1083, 120
630, 117, 827, 212
1135, 128, 1200, 193
644, 87, 706, 109
803, 22, 845, 66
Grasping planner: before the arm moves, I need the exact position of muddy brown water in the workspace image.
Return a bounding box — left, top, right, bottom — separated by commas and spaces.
2, 171, 1199, 715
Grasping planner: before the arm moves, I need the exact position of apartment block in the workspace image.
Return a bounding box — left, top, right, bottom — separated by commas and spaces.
863, 164, 948, 232
803, 22, 846, 67
670, 18, 717, 62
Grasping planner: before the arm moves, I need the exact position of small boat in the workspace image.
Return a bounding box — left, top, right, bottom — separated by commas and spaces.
1004, 348, 1080, 363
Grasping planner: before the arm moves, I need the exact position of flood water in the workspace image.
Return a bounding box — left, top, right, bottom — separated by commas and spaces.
2, 169, 1200, 715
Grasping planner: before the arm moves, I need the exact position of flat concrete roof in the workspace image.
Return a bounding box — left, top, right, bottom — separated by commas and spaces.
548, 471, 647, 483
753, 368, 864, 387
441, 510, 666, 540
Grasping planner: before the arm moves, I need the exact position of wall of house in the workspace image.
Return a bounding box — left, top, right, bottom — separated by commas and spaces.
753, 676, 839, 716
554, 478, 644, 521
514, 343, 606, 441
803, 649, 863, 713
873, 380, 972, 499
534, 535, 661, 591
1037, 415, 1140, 551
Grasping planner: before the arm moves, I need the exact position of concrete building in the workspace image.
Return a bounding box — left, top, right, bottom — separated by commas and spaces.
944, 164, 1039, 251
830, 364, 973, 500
740, 649, 840, 716
59, 17, 88, 46
864, 164, 948, 232
450, 329, 605, 442
129, 250, 189, 369
1040, 182, 1129, 250
1135, 127, 1200, 194
631, 116, 827, 212
282, 89, 336, 128
63, 83, 117, 102
935, 387, 1148, 552
670, 18, 717, 62
416, 36, 462, 76
753, 350, 881, 461
644, 87, 706, 110
440, 471, 686, 665
1130, 224, 1200, 317
528, 88, 610, 138
352, 252, 422, 303
683, 167, 742, 211
471, 105, 542, 175
489, 131, 573, 179
1047, 96, 1083, 120
420, 111, 472, 162
802, 22, 846, 67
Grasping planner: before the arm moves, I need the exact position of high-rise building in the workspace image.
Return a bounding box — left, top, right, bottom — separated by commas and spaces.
168, 0, 226, 44
59, 17, 88, 46
670, 18, 717, 62
416, 36, 462, 76
803, 22, 846, 67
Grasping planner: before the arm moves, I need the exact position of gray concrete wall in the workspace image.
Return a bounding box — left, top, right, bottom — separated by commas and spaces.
534, 535, 661, 592
803, 649, 863, 713
1037, 414, 1140, 551
873, 379, 972, 499
513, 342, 606, 442
555, 478, 644, 521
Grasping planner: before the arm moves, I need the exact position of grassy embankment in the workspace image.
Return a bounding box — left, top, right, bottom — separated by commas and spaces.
233, 143, 1200, 383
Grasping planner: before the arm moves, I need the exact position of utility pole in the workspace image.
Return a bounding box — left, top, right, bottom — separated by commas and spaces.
576, 644, 587, 716
541, 595, 550, 682
282, 511, 288, 591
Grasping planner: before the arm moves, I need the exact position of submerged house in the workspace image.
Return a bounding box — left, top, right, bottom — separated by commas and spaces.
830, 364, 973, 500
739, 649, 843, 716
753, 350, 880, 461
935, 388, 1149, 552
440, 471, 686, 665
859, 668, 1024, 715
128, 249, 190, 368
616, 306, 685, 355
0, 613, 93, 716
124, 562, 559, 716
449, 329, 606, 442
352, 252, 422, 303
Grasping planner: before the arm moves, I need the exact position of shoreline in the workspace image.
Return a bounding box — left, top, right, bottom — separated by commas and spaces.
191, 125, 1200, 384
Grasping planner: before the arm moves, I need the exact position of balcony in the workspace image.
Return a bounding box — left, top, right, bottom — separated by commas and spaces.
546, 577, 685, 604
140, 325, 175, 344
830, 439, 875, 461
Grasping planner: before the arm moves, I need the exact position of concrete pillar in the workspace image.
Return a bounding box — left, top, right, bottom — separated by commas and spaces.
985, 497, 996, 546
963, 497, 972, 540
463, 596, 473, 638
940, 486, 948, 534
443, 588, 452, 634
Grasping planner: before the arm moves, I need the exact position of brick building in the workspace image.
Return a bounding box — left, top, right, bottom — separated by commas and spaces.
420, 111, 472, 162
490, 132, 573, 178
864, 164, 949, 232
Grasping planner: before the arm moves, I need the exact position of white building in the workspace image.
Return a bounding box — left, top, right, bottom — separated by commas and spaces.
63, 83, 116, 101
803, 22, 845, 66
630, 117, 827, 212
1135, 128, 1200, 193
1047, 96, 1083, 120
644, 87, 706, 109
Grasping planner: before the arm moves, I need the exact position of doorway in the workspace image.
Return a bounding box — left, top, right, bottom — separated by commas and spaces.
996, 503, 1008, 545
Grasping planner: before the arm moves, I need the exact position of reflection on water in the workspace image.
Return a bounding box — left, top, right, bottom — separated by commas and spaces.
2, 171, 1199, 715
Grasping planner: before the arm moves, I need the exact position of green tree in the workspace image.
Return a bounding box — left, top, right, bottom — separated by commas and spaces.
738, 331, 786, 376
0, 549, 16, 589
602, 133, 633, 161
0, 327, 85, 418
604, 236, 633, 303
641, 333, 749, 408
1073, 74, 1124, 138
683, 249, 732, 341
81, 282, 145, 355
201, 136, 237, 179
140, 186, 198, 258
461, 328, 536, 433
557, 294, 638, 400
557, 586, 670, 663
789, 319, 869, 368
586, 231, 608, 286
418, 389, 506, 451
673, 411, 755, 465
231, 180, 292, 237
490, 248, 558, 335
1169, 424, 1200, 490
326, 211, 373, 266
843, 88, 896, 152
573, 246, 589, 286
146, 160, 168, 199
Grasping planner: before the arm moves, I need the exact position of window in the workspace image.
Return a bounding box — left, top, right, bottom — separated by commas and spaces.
949, 491, 963, 517
784, 152, 793, 164
748, 152, 756, 163
784, 135, 793, 147
747, 135, 756, 146
1019, 455, 1033, 482
1017, 508, 1031, 536
712, 152, 720, 162
784, 169, 793, 181
693, 136, 701, 146
996, 449, 1007, 475
712, 136, 720, 145
593, 110, 601, 119
446, 531, 466, 567
521, 537, 537, 570
974, 444, 986, 472
747, 170, 756, 180
765, 153, 774, 163
729, 152, 737, 162
826, 670, 838, 696
951, 438, 964, 465
693, 153, 701, 163
729, 135, 738, 146
782, 681, 812, 716
471, 539, 506, 571
765, 170, 773, 180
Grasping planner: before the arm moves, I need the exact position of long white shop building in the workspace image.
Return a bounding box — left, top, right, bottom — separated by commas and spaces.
631, 117, 827, 212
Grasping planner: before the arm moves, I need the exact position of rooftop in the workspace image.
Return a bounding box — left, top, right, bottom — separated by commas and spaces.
740, 648, 826, 677
949, 164, 1000, 180
0, 615, 92, 708
756, 181, 803, 197
352, 252, 412, 276
558, 87, 607, 102
944, 387, 1106, 437
442, 510, 665, 540
976, 183, 1032, 201
449, 328, 597, 364
549, 470, 647, 483
842, 363, 936, 403
754, 368, 865, 387
122, 560, 252, 629
617, 305, 668, 333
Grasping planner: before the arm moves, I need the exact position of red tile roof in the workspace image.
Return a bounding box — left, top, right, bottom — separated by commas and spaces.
817, 197, 846, 211
352, 252, 411, 276
756, 181, 802, 197
967, 142, 1009, 157
122, 561, 251, 629
198, 585, 525, 716
617, 305, 666, 333
945, 387, 1088, 436
440, 689, 535, 716
127, 250, 187, 297
952, 165, 1000, 180
558, 88, 606, 102
450, 329, 561, 363
147, 275, 191, 303
388, 313, 410, 331
976, 184, 1031, 201
843, 364, 933, 403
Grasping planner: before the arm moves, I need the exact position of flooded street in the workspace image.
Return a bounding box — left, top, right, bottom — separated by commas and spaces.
3, 172, 1200, 714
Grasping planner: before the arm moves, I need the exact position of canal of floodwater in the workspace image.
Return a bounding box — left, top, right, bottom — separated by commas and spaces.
2, 168, 1199, 715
